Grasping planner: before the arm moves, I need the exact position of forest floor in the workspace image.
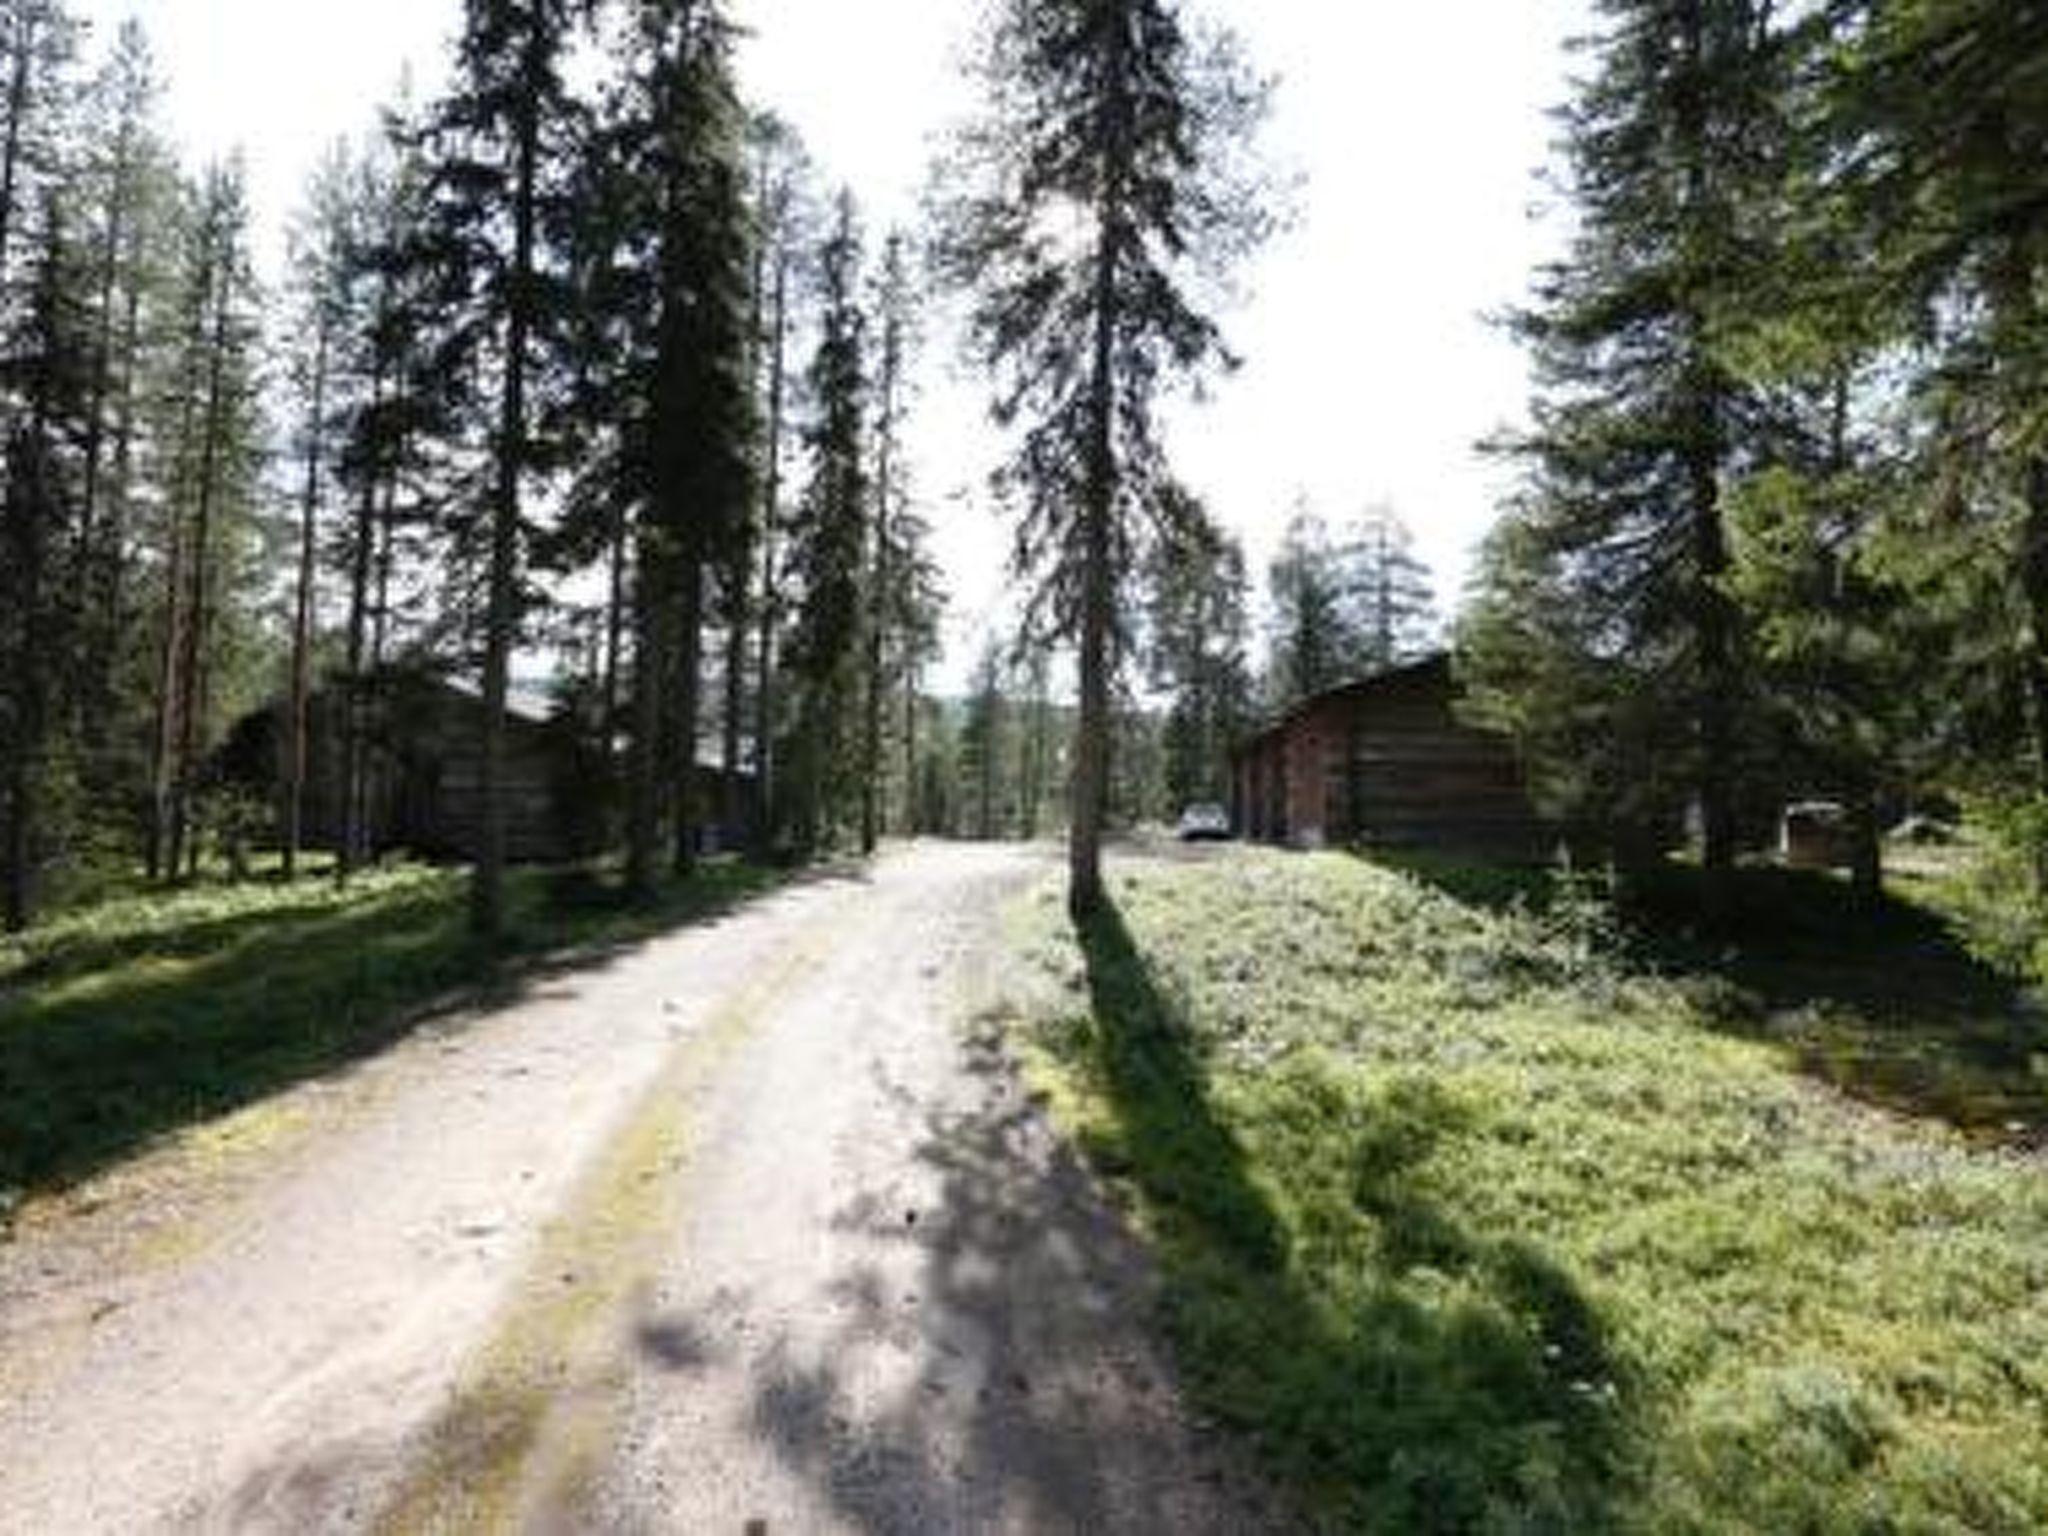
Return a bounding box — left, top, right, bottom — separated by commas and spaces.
1000, 845, 2048, 1531
0, 841, 1280, 1533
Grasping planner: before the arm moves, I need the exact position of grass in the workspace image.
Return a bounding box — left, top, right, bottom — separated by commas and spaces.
0, 858, 784, 1199
1002, 849, 2048, 1532
1380, 848, 2048, 1145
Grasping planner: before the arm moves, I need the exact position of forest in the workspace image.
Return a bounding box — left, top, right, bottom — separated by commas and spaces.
0, 0, 962, 938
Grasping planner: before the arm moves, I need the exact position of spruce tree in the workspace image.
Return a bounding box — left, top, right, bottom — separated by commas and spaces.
1147, 511, 1251, 808
1475, 0, 1788, 909
783, 191, 867, 856
935, 0, 1272, 916
1349, 503, 1437, 668
1265, 503, 1361, 705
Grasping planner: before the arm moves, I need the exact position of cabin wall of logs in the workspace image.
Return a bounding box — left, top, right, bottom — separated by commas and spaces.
1231, 655, 1549, 859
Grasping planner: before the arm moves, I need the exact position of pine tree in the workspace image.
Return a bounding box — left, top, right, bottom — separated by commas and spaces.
959, 639, 1012, 841
935, 0, 1272, 916
571, 0, 755, 892
278, 144, 356, 878
1, 188, 92, 928
72, 17, 168, 803
146, 161, 264, 884
860, 228, 917, 855
416, 0, 587, 936
744, 113, 810, 858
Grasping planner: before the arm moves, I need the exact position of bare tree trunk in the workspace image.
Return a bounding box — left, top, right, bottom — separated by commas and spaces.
0, 6, 35, 276
901, 665, 919, 837
625, 533, 666, 899
284, 325, 328, 879
3, 452, 45, 931
170, 252, 231, 884
98, 250, 143, 740
1071, 190, 1121, 918
473, 80, 539, 940
603, 499, 626, 785
721, 584, 745, 850
672, 557, 703, 876
860, 435, 892, 857
751, 256, 788, 859
147, 495, 187, 882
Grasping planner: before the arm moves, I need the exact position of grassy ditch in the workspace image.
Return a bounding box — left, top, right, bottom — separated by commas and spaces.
1003, 849, 2048, 1532
1, 859, 783, 1198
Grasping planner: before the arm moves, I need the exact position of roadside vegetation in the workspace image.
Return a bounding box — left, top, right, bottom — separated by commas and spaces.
1003, 847, 2048, 1532
0, 859, 781, 1200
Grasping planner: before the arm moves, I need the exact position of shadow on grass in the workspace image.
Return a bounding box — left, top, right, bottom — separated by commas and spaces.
1378, 851, 2045, 1142
1068, 898, 1639, 1532
0, 859, 793, 1196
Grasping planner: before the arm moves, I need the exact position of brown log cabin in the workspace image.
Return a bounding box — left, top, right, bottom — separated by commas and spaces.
1231, 654, 1550, 858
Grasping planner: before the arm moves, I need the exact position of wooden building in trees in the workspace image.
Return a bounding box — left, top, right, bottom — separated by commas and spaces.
218, 673, 756, 865
1231, 655, 1549, 857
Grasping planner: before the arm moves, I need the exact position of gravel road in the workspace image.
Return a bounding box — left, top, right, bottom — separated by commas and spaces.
0, 842, 1281, 1534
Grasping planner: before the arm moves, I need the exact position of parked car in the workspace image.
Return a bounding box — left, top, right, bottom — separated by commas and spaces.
1176, 803, 1231, 842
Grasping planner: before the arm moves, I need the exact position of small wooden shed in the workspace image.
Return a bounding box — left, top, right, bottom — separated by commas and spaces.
1231, 654, 1549, 858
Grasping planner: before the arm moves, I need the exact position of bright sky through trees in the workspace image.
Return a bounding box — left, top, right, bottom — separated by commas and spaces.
75, 0, 1591, 685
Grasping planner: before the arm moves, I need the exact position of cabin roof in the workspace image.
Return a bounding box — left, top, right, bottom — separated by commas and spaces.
1234, 652, 1454, 757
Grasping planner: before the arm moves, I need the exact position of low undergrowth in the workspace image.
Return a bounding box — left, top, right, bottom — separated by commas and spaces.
1003, 850, 2048, 1532
1, 858, 782, 1198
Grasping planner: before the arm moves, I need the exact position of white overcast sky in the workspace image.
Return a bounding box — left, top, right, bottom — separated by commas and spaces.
74, 0, 1593, 690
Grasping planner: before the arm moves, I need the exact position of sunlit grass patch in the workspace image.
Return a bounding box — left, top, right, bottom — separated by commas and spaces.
1, 859, 784, 1197
1005, 849, 2048, 1532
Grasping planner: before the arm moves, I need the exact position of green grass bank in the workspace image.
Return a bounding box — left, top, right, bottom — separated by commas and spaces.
1002, 848, 2048, 1532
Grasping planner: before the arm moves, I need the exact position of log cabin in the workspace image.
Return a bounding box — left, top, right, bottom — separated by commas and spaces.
1231, 654, 1550, 858
217, 671, 755, 864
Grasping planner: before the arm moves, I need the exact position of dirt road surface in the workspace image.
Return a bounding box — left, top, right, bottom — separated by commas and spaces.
0, 843, 1280, 1534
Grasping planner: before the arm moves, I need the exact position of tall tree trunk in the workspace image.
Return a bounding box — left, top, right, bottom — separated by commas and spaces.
902, 666, 919, 836
672, 556, 703, 876
625, 534, 666, 899
3, 448, 45, 932
602, 497, 627, 797
0, 7, 35, 276
97, 253, 143, 745
860, 407, 892, 857
170, 255, 231, 884
337, 411, 377, 886
721, 583, 745, 850
1071, 180, 1121, 918
285, 326, 328, 879
74, 120, 129, 722
473, 82, 539, 940
147, 494, 187, 882
1692, 416, 1738, 914
752, 255, 787, 859
1677, 0, 1737, 924
2020, 454, 2048, 895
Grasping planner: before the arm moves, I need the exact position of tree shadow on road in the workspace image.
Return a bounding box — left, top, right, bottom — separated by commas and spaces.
713, 1015, 1287, 1532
